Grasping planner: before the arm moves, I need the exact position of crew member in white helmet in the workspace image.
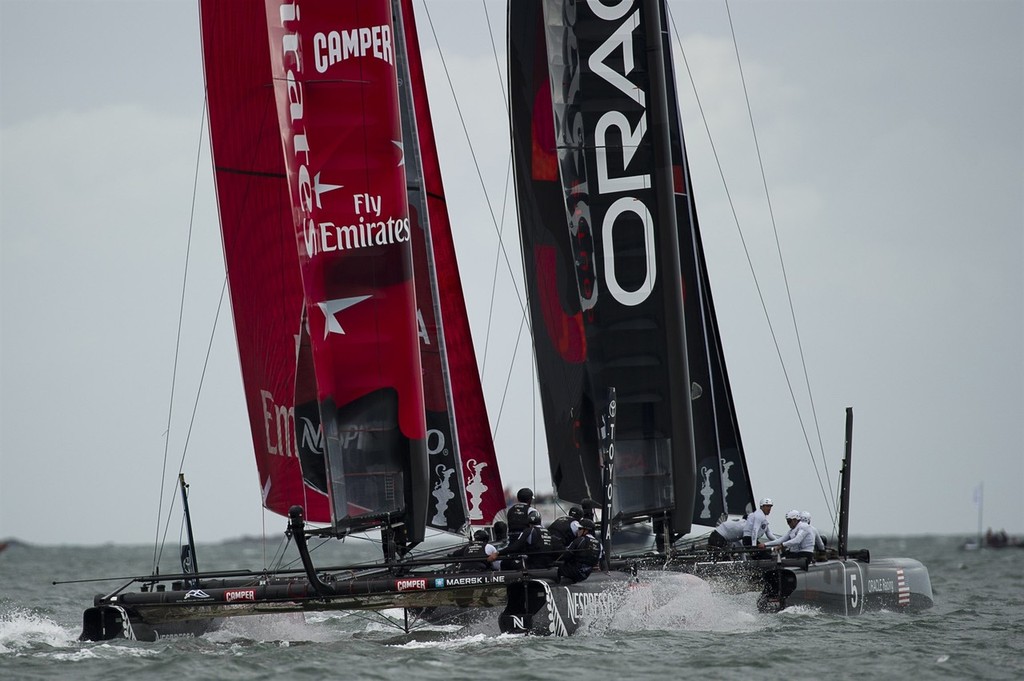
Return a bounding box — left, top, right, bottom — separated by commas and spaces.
708, 516, 747, 551
765, 510, 815, 559
743, 498, 777, 554
800, 511, 826, 552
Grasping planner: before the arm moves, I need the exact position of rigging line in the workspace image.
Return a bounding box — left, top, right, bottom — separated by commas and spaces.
724, 0, 834, 519
665, 2, 834, 519
489, 310, 527, 441
476, 0, 532, 474
420, 0, 530, 323
481, 157, 514, 376
156, 276, 229, 566
152, 96, 208, 573
481, 0, 509, 109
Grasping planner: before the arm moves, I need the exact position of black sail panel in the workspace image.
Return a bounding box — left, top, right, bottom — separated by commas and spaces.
511, 0, 697, 533
509, 2, 600, 504
651, 3, 756, 522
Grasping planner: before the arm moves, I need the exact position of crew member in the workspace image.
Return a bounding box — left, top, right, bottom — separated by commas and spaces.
548, 507, 583, 547
448, 529, 497, 571
765, 510, 815, 560
708, 516, 747, 551
800, 511, 826, 552
489, 510, 558, 570
556, 518, 602, 583
505, 488, 538, 540
743, 498, 777, 549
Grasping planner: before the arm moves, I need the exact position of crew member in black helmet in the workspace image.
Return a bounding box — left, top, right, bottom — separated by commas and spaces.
505, 487, 537, 540
448, 529, 497, 572
548, 507, 583, 547
489, 510, 558, 570
556, 518, 602, 583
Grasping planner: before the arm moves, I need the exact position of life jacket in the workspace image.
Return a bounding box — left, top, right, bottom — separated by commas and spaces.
547, 516, 577, 546
573, 535, 601, 568
526, 528, 558, 569
506, 503, 533, 535
450, 540, 489, 572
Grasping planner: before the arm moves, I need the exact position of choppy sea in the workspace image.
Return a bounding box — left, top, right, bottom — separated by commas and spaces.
1, 535, 1021, 680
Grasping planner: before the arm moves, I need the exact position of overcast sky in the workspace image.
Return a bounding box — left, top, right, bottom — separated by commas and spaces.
2, 0, 1021, 545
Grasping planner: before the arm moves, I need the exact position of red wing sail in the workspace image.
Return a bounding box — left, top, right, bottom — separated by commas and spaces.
264, 0, 428, 541
199, 0, 329, 521
397, 0, 506, 529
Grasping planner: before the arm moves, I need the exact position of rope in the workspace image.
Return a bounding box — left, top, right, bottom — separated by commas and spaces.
152, 97, 207, 573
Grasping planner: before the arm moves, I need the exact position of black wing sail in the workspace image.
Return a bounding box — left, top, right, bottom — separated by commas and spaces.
653, 3, 757, 522
510, 0, 697, 534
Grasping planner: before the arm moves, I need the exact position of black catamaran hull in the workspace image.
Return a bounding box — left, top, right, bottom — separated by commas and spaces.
758, 557, 933, 614
80, 570, 518, 642
498, 572, 640, 636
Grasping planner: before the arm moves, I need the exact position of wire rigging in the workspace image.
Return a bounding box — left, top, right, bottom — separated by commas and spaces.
665, 1, 836, 522
724, 0, 834, 519
152, 97, 208, 574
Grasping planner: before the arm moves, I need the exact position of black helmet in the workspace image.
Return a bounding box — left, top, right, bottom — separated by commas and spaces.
473, 529, 489, 542
528, 510, 542, 526
568, 507, 583, 520
581, 497, 598, 509
517, 487, 534, 503
578, 518, 596, 532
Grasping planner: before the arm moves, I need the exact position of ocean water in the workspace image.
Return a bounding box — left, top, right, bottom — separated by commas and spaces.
1, 535, 1021, 680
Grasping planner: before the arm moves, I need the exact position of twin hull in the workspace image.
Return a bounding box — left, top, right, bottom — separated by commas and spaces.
758, 557, 933, 614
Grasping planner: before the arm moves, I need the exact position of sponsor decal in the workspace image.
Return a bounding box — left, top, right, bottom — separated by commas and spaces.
313, 24, 394, 73
224, 589, 257, 603
551, 0, 658, 309
867, 578, 895, 593
443, 576, 486, 587
260, 390, 295, 458
434, 578, 445, 588
183, 589, 213, 601
565, 589, 617, 625
395, 578, 427, 592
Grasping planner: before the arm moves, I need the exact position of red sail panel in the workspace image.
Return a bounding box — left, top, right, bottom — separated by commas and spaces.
265, 0, 428, 540
399, 0, 506, 526
199, 0, 329, 521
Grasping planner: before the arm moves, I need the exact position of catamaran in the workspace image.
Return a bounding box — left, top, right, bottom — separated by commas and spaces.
77, 0, 932, 642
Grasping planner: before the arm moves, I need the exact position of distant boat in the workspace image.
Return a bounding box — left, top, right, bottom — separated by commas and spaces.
961, 485, 1022, 549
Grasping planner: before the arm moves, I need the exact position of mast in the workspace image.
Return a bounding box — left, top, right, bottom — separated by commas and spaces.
642, 0, 697, 536
838, 407, 854, 556
178, 474, 199, 580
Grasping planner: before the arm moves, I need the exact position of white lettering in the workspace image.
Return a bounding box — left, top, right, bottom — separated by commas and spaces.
314, 24, 393, 73
260, 389, 295, 457
602, 198, 656, 306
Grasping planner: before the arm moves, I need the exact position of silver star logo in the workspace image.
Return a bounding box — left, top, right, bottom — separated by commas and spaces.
317, 295, 371, 338
313, 171, 342, 208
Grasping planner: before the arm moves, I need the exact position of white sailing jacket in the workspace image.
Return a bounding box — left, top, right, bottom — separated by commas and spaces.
744, 509, 776, 544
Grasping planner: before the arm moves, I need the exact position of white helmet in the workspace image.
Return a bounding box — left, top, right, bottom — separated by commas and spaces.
800, 511, 811, 523
760, 498, 773, 507
785, 509, 801, 520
